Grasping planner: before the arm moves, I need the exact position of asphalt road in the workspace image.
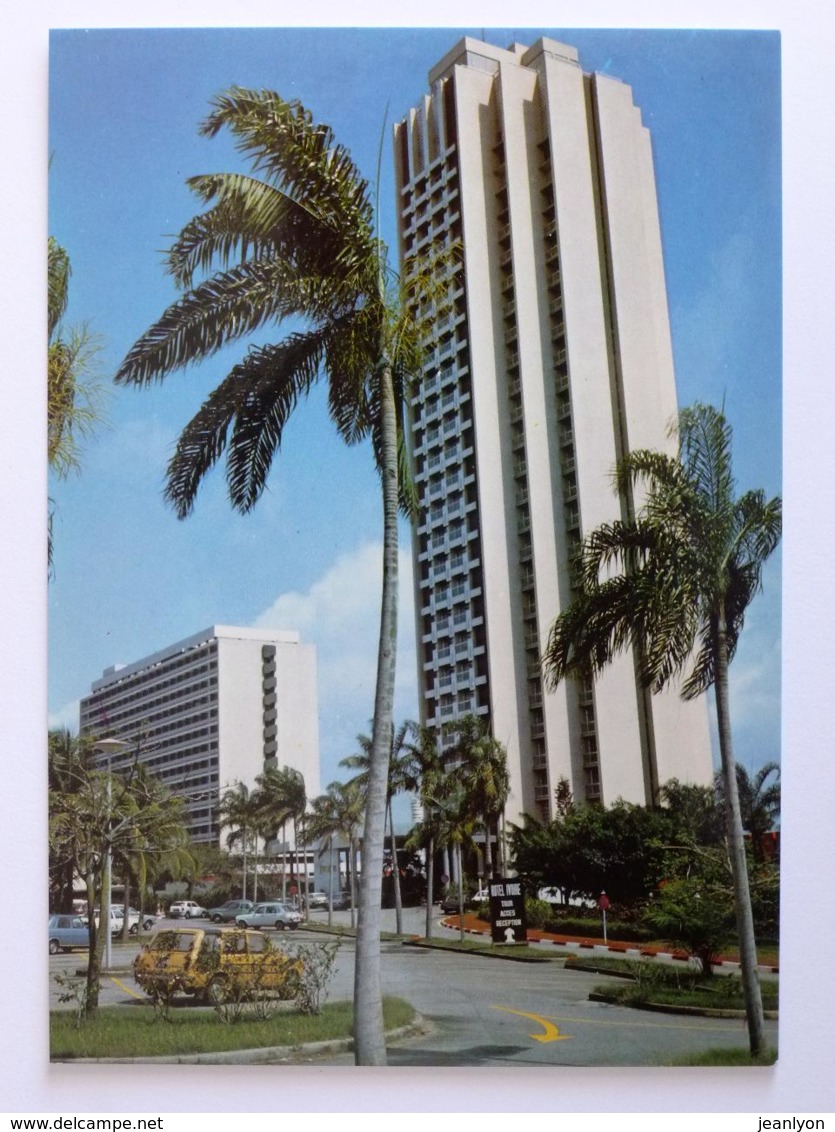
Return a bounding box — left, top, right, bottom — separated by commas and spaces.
48, 906, 777, 1066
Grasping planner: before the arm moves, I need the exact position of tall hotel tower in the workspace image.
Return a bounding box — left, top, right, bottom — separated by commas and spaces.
394, 37, 713, 823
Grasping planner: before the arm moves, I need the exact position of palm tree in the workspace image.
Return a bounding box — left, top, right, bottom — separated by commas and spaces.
254, 764, 299, 899
716, 762, 780, 862
340, 720, 413, 934
541, 402, 781, 1057
444, 714, 510, 881
308, 780, 365, 927
47, 237, 106, 575
114, 88, 450, 1065
217, 782, 259, 901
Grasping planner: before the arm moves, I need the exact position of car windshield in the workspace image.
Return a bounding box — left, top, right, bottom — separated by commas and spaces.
149, 931, 195, 952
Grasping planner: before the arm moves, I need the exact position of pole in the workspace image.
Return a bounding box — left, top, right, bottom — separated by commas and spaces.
104, 760, 112, 971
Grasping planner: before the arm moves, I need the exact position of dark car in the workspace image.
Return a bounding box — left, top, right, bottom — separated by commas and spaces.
206, 899, 255, 923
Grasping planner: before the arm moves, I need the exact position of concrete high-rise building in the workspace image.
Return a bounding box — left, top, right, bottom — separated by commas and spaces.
394, 37, 713, 823
80, 625, 320, 845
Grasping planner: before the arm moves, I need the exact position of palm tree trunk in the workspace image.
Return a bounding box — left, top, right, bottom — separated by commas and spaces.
119, 871, 131, 942
281, 820, 287, 901
425, 833, 435, 940
327, 835, 333, 929
714, 611, 766, 1056
84, 870, 104, 1017
349, 837, 357, 929
252, 836, 259, 904
483, 818, 493, 881
388, 796, 403, 935
354, 359, 398, 1067
456, 842, 465, 943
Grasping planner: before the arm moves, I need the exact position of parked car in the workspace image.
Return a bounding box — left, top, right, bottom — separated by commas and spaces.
133, 925, 301, 1005
235, 901, 302, 931
439, 888, 489, 914
206, 899, 255, 923
303, 891, 328, 911
82, 907, 125, 934
330, 891, 353, 911
112, 905, 157, 933
168, 900, 207, 919
48, 913, 91, 954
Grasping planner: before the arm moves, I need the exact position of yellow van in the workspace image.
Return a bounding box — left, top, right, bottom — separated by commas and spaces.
133, 926, 301, 1004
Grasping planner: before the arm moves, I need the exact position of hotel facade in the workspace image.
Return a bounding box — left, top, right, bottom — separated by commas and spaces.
395, 37, 713, 823
79, 625, 320, 845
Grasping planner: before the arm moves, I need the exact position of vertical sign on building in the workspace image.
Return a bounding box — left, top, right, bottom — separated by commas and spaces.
489, 878, 527, 944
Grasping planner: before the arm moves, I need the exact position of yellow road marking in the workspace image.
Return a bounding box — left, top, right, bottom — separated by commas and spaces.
499, 1006, 761, 1035
492, 1006, 570, 1042
110, 975, 146, 1001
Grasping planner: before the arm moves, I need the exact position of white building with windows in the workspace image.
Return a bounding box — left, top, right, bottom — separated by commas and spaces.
79, 625, 320, 845
395, 37, 713, 823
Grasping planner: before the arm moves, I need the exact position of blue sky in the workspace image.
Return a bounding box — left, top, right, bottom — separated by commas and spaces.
47, 26, 782, 806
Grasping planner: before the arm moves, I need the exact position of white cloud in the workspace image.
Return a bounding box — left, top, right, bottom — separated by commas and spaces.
48, 698, 81, 732
252, 541, 418, 790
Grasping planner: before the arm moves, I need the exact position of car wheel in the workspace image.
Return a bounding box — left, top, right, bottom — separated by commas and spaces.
184, 911, 191, 919
129, 923, 138, 935
143, 919, 154, 931
289, 924, 299, 931
211, 914, 222, 923
49, 939, 60, 955
275, 921, 287, 931
236, 919, 247, 928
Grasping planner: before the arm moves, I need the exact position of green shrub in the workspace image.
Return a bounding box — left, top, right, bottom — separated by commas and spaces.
524, 898, 552, 929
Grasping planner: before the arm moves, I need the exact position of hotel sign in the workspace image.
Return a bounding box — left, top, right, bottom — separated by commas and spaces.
488, 878, 527, 944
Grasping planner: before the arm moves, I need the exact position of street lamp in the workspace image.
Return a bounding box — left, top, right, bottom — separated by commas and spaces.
93, 737, 129, 971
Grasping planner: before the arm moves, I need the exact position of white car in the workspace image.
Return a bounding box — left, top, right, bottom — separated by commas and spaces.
112, 904, 157, 932
236, 901, 302, 931
168, 900, 207, 919
82, 907, 124, 934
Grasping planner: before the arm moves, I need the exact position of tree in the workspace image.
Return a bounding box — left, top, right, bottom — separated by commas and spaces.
256, 765, 307, 902
308, 780, 365, 927
401, 723, 445, 939
715, 762, 780, 862
217, 782, 260, 901
509, 799, 671, 905
48, 729, 95, 912
47, 237, 106, 575
541, 402, 781, 1056
644, 872, 735, 977
444, 714, 510, 880
49, 752, 188, 1016
340, 720, 414, 934
114, 88, 450, 1065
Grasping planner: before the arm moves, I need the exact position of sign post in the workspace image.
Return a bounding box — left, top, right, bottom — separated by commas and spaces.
599, 891, 610, 943
488, 878, 527, 945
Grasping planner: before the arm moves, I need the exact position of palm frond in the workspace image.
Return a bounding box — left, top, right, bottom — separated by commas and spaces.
48, 236, 71, 340
164, 326, 329, 517
198, 89, 374, 250
167, 173, 308, 288
115, 260, 322, 386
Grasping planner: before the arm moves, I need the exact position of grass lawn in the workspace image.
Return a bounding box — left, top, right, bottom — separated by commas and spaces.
667, 1047, 778, 1066
50, 996, 416, 1060
566, 956, 778, 1013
